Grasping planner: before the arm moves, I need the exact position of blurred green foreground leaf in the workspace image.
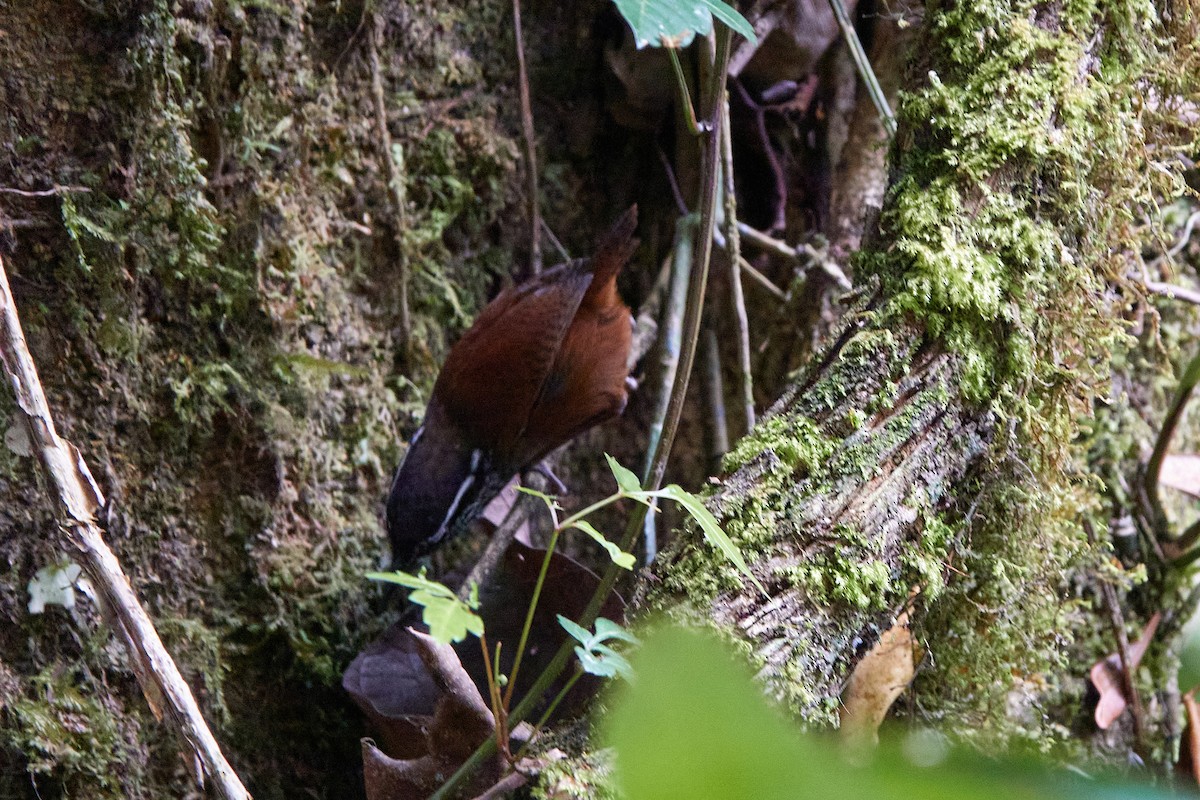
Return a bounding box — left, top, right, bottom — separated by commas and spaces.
604, 625, 1184, 800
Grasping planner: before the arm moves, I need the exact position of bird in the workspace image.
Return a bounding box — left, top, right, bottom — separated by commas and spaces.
386, 206, 639, 567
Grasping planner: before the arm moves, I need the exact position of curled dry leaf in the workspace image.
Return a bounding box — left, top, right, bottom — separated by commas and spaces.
354, 628, 500, 800
839, 609, 917, 747
343, 624, 444, 757
1089, 612, 1160, 730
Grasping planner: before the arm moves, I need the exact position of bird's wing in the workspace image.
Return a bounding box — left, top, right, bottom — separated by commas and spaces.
433, 260, 592, 457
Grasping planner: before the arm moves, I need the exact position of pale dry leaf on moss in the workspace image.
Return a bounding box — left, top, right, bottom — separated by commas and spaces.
839, 609, 917, 747
1159, 454, 1200, 498
1089, 612, 1160, 730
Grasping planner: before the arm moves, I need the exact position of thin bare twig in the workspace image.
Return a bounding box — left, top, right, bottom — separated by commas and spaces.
471, 771, 528, 800
738, 221, 852, 289
0, 218, 53, 230
1084, 518, 1147, 750
657, 144, 689, 216
1162, 210, 1200, 261
539, 219, 570, 263
1145, 349, 1200, 542
642, 216, 694, 562
0, 255, 250, 799
702, 324, 730, 462
827, 0, 897, 136
1144, 279, 1200, 307
512, 0, 542, 273
1100, 580, 1147, 750
721, 96, 755, 433
728, 0, 778, 77
737, 255, 787, 300
0, 186, 91, 197
369, 14, 413, 356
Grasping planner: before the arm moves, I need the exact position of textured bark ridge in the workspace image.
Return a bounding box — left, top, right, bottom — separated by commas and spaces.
647, 301, 996, 720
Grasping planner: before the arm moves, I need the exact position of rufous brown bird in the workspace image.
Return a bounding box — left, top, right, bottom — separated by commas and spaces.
386, 206, 639, 566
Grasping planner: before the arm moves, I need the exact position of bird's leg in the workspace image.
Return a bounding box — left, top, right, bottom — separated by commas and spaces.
531, 462, 568, 495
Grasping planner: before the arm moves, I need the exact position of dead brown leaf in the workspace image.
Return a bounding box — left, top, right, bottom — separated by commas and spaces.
1178, 690, 1200, 787
839, 609, 917, 747
351, 629, 501, 800
1089, 612, 1160, 730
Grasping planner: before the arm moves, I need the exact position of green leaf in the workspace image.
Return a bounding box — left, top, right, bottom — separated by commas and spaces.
367, 570, 484, 644
606, 453, 643, 494
612, 0, 756, 49
570, 520, 636, 569
653, 484, 767, 596
579, 644, 634, 680
558, 615, 640, 680
558, 615, 592, 645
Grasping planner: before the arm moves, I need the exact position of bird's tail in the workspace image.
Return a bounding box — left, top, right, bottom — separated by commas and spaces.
589, 205, 639, 288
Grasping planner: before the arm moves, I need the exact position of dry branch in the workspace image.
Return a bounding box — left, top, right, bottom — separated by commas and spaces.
0, 254, 250, 800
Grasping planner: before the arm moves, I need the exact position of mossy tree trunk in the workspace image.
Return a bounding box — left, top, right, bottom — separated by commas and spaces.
642, 0, 1185, 752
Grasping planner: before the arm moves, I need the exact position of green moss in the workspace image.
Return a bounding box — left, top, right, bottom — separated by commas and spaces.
861, 0, 1155, 426
0, 0, 528, 794
533, 750, 619, 800
722, 414, 837, 477
4, 668, 132, 799
779, 525, 892, 611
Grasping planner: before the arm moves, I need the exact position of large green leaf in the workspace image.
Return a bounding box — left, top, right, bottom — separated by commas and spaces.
606, 625, 1180, 800
612, 0, 756, 49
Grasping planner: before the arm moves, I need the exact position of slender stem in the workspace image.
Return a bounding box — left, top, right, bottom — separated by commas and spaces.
512, 0, 542, 273
1146, 349, 1200, 540
720, 96, 755, 434
479, 635, 510, 760
558, 494, 623, 531
826, 0, 897, 136
642, 216, 696, 561
503, 525, 561, 708
528, 671, 583, 748
668, 48, 702, 136
1173, 517, 1200, 563
703, 324, 730, 464
737, 255, 787, 300
480, 634, 501, 719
